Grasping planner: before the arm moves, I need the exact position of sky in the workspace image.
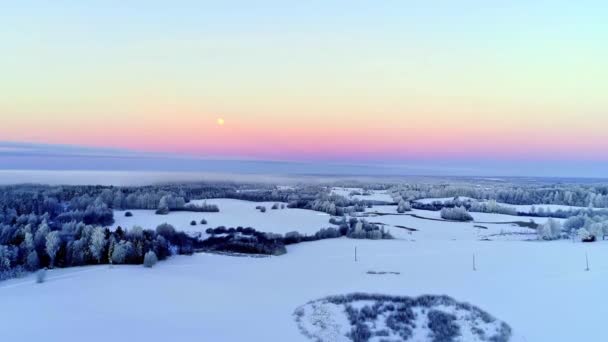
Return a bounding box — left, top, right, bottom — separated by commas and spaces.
1, 1, 607, 177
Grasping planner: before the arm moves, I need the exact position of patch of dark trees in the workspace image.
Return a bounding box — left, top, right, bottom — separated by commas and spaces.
201, 218, 393, 257
202, 227, 286, 256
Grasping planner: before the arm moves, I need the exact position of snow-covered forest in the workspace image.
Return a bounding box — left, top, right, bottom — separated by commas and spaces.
3, 179, 608, 280
0, 182, 391, 280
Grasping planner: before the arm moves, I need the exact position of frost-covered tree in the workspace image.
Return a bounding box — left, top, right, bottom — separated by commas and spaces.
21, 232, 35, 253
128, 226, 144, 240
588, 222, 604, 240
112, 190, 125, 209
469, 200, 518, 215
83, 198, 113, 225
602, 222, 608, 240
111, 241, 133, 264
397, 200, 411, 213
45, 231, 61, 268
563, 216, 586, 234
89, 226, 106, 263
107, 236, 116, 264
26, 251, 39, 270
349, 221, 368, 239
155, 196, 170, 215
68, 239, 87, 266
355, 221, 363, 232
0, 245, 12, 271
34, 221, 50, 251
537, 218, 562, 240
143, 251, 158, 268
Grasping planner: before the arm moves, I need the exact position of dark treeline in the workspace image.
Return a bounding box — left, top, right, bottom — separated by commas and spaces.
202, 227, 287, 255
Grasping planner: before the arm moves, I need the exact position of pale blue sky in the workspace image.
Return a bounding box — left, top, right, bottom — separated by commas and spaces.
2, 1, 607, 177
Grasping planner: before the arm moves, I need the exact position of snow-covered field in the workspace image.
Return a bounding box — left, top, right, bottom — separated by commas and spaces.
1, 237, 606, 342
2, 199, 606, 341
112, 199, 333, 235
360, 206, 544, 241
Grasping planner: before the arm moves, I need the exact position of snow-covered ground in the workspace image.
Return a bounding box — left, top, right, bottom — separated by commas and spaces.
2, 199, 606, 341
1, 237, 606, 342
359, 206, 547, 241
112, 199, 333, 235
331, 187, 395, 202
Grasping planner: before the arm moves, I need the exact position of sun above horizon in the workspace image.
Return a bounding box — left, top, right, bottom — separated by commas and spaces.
217, 118, 225, 126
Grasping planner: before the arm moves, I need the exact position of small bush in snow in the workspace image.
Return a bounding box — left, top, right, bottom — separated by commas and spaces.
440, 206, 473, 221
36, 268, 47, 283
143, 251, 158, 268
200, 218, 207, 224
396, 200, 411, 213
124, 211, 133, 217
190, 220, 197, 226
